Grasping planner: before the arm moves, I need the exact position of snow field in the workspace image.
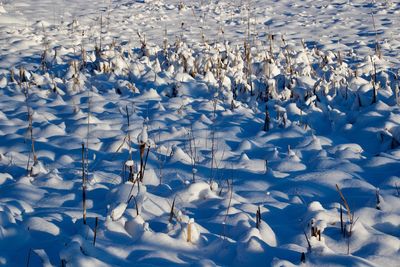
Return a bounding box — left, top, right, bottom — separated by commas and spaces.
0, 0, 400, 266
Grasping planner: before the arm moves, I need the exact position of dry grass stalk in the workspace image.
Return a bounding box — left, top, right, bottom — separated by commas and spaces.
26, 248, 32, 267
256, 206, 261, 229
155, 127, 169, 185
347, 216, 359, 254
310, 219, 321, 241
99, 13, 103, 52
82, 143, 87, 225
187, 125, 198, 182
28, 108, 37, 166
263, 104, 270, 131
371, 13, 382, 59
138, 143, 145, 179
85, 89, 91, 182
369, 56, 378, 105
222, 179, 233, 239
133, 196, 139, 216
81, 44, 87, 68
187, 221, 192, 242
21, 68, 37, 175
125, 106, 134, 182
138, 146, 150, 182
375, 189, 381, 210
10, 69, 15, 83
335, 184, 353, 223
303, 230, 312, 252
300, 252, 306, 264
93, 217, 98, 246
336, 184, 359, 254
268, 34, 274, 59
340, 204, 344, 236
169, 196, 176, 223
209, 99, 218, 183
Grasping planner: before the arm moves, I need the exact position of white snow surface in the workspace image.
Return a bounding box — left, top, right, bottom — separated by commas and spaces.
0, 0, 400, 266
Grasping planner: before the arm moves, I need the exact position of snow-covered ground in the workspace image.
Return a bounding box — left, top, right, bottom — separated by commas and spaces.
0, 0, 399, 266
